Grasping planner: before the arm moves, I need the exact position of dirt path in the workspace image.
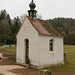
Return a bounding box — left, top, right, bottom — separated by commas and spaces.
10, 68, 38, 75
0, 65, 24, 75
0, 49, 16, 65
0, 50, 24, 75
10, 68, 75, 75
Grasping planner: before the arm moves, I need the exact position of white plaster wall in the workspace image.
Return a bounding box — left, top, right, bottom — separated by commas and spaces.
38, 35, 64, 66
16, 17, 39, 66
16, 16, 64, 67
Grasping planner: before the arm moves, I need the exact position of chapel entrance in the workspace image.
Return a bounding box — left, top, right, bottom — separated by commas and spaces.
25, 39, 29, 63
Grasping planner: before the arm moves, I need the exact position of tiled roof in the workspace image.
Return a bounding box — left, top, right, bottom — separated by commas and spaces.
27, 16, 63, 36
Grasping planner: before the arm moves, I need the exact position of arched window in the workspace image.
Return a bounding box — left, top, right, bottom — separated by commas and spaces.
49, 39, 54, 51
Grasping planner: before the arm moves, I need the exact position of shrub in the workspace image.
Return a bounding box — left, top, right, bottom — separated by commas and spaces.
26, 57, 30, 64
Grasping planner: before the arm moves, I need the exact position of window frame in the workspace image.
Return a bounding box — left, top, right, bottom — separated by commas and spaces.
49, 38, 55, 52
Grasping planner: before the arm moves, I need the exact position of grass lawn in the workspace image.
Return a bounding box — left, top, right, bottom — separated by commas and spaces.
48, 45, 75, 72
0, 46, 16, 53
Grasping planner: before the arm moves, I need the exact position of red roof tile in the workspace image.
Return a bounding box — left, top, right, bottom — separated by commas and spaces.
27, 17, 50, 35
27, 16, 63, 36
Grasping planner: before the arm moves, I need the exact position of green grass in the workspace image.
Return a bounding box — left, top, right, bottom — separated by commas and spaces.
48, 45, 75, 72
0, 47, 16, 53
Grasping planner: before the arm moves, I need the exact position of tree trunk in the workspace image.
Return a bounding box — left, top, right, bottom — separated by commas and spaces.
4, 40, 6, 44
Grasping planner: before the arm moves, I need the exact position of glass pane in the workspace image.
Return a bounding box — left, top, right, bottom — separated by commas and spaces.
51, 43, 53, 46
49, 39, 53, 51
50, 39, 53, 43
51, 47, 53, 51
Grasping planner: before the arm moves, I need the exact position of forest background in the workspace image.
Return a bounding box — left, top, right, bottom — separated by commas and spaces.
0, 9, 75, 45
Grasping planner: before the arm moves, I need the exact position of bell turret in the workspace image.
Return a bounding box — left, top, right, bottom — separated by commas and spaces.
28, 0, 37, 20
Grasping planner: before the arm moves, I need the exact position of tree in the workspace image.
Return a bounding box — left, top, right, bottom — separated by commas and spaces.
20, 13, 27, 23
11, 16, 21, 35
0, 10, 22, 44
64, 31, 75, 45
0, 20, 11, 44
0, 9, 12, 44
0, 9, 7, 20
71, 22, 75, 31
7, 14, 11, 27
63, 22, 71, 36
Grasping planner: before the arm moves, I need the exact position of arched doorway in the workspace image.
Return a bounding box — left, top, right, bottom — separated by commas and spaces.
25, 39, 29, 63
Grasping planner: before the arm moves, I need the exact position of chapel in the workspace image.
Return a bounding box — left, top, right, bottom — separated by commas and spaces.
16, 0, 64, 68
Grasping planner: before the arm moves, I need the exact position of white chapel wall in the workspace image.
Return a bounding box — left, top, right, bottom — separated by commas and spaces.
16, 17, 39, 66
38, 35, 64, 66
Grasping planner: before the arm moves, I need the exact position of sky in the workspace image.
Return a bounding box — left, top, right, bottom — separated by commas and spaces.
0, 0, 75, 20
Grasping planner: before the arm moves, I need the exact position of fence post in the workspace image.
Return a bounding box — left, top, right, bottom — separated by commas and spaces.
64, 53, 67, 62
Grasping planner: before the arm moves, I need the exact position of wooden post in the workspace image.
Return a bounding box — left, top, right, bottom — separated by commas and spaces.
0, 57, 1, 60
38, 70, 52, 75
64, 53, 67, 62
0, 53, 2, 61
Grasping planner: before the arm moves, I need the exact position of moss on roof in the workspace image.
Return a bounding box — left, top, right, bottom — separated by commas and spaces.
38, 19, 63, 36
27, 16, 63, 37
